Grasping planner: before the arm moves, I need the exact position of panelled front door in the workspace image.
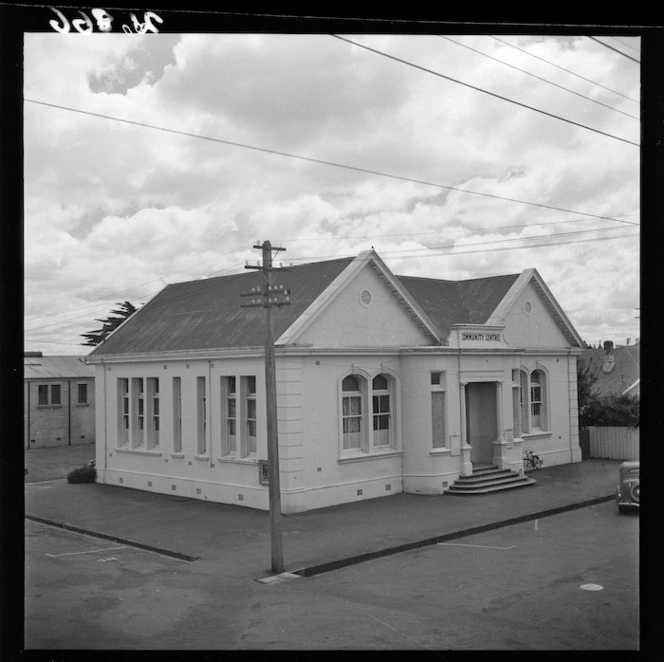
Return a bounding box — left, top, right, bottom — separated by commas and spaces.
465, 382, 497, 465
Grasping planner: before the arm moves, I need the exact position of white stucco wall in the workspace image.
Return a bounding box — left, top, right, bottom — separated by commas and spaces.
297, 266, 432, 347
502, 283, 570, 348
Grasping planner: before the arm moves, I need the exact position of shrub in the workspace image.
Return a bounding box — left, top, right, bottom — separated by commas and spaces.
67, 465, 97, 484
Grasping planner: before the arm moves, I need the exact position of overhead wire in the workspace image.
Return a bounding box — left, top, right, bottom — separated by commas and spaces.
330, 35, 639, 147
490, 36, 640, 104
25, 99, 639, 227
25, 225, 639, 339
438, 35, 639, 121
588, 36, 640, 63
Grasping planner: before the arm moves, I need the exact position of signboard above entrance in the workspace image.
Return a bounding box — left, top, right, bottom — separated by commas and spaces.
461, 332, 501, 342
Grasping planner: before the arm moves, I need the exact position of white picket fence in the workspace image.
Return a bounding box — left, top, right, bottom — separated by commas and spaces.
588, 426, 639, 461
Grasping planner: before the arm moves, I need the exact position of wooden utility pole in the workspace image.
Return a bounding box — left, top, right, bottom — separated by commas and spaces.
241, 241, 292, 574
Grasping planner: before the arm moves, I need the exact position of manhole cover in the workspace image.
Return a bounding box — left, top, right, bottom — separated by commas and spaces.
580, 583, 604, 591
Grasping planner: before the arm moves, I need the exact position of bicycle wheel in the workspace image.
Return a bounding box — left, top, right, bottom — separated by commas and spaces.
533, 456, 543, 470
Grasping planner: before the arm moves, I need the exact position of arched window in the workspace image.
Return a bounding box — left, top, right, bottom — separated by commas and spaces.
372, 374, 391, 447
342, 375, 363, 450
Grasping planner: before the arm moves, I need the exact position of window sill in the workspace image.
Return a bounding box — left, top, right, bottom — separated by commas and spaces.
36, 404, 62, 409
430, 448, 451, 456
216, 456, 259, 465
116, 447, 162, 456
171, 452, 185, 459
521, 431, 552, 440
75, 403, 89, 408
338, 450, 403, 464
195, 454, 210, 461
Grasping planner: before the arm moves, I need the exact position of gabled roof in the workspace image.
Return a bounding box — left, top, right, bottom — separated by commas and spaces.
397, 273, 520, 338
579, 344, 640, 397
87, 250, 578, 358
24, 355, 95, 380
88, 256, 355, 356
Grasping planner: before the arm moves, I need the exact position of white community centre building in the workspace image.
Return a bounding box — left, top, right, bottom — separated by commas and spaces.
87, 250, 584, 513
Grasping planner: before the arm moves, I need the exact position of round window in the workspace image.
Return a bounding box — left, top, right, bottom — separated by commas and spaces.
524, 300, 532, 314
359, 289, 372, 307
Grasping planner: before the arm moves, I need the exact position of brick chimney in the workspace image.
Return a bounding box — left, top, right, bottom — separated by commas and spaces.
603, 340, 613, 354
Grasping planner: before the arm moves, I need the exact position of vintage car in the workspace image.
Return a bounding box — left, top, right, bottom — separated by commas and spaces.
616, 460, 639, 513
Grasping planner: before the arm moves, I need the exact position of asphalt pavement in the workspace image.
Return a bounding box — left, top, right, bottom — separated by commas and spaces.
25, 459, 622, 580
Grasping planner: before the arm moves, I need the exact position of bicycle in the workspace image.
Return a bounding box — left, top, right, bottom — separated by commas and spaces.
523, 448, 543, 471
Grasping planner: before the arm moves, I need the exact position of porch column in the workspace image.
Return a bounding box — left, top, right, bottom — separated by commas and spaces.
492, 381, 509, 469
459, 382, 472, 476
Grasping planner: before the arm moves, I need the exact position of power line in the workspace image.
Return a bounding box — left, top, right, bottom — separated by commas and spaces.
331, 35, 639, 147
25, 98, 640, 227
588, 37, 640, 63
439, 36, 639, 121
24, 227, 637, 339
490, 36, 640, 105
609, 37, 641, 55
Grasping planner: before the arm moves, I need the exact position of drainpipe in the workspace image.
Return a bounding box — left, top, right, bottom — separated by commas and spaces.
101, 358, 107, 471
26, 381, 30, 450
208, 359, 213, 462
568, 349, 574, 463
68, 379, 72, 446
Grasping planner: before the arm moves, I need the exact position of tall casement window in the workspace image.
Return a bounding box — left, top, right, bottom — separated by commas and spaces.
529, 369, 548, 431
131, 378, 145, 447
516, 368, 549, 435
431, 371, 447, 449
222, 376, 237, 455
38, 384, 61, 406
172, 377, 182, 453
221, 375, 258, 458
77, 383, 88, 405
342, 375, 364, 451
118, 378, 129, 446
372, 374, 392, 447
147, 378, 160, 449
197, 376, 207, 455
244, 376, 257, 455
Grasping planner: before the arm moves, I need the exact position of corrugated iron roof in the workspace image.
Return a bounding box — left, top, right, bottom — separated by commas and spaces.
88, 253, 522, 357
579, 345, 640, 397
89, 256, 355, 356
24, 355, 95, 380
397, 273, 520, 337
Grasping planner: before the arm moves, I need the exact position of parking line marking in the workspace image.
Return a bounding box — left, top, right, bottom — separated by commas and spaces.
438, 543, 516, 550
46, 546, 127, 558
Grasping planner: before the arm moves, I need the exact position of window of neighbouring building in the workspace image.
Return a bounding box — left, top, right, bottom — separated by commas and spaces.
431, 371, 447, 449
342, 375, 364, 451
372, 374, 392, 448
37, 383, 62, 406
197, 376, 207, 455
172, 377, 182, 453
77, 382, 88, 405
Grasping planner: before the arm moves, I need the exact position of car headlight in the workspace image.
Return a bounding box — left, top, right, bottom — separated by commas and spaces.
630, 483, 640, 503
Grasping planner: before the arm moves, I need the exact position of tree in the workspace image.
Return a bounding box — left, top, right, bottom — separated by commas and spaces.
80, 301, 138, 347
577, 358, 599, 427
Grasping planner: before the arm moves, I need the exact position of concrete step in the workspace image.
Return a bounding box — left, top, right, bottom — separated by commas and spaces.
448, 474, 531, 490
445, 476, 537, 495
456, 469, 516, 483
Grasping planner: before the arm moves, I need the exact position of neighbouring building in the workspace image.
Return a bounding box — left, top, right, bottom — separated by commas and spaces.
579, 341, 640, 399
86, 250, 584, 513
24, 352, 96, 449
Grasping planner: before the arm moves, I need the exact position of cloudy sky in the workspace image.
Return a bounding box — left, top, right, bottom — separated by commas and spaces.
23, 31, 640, 353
